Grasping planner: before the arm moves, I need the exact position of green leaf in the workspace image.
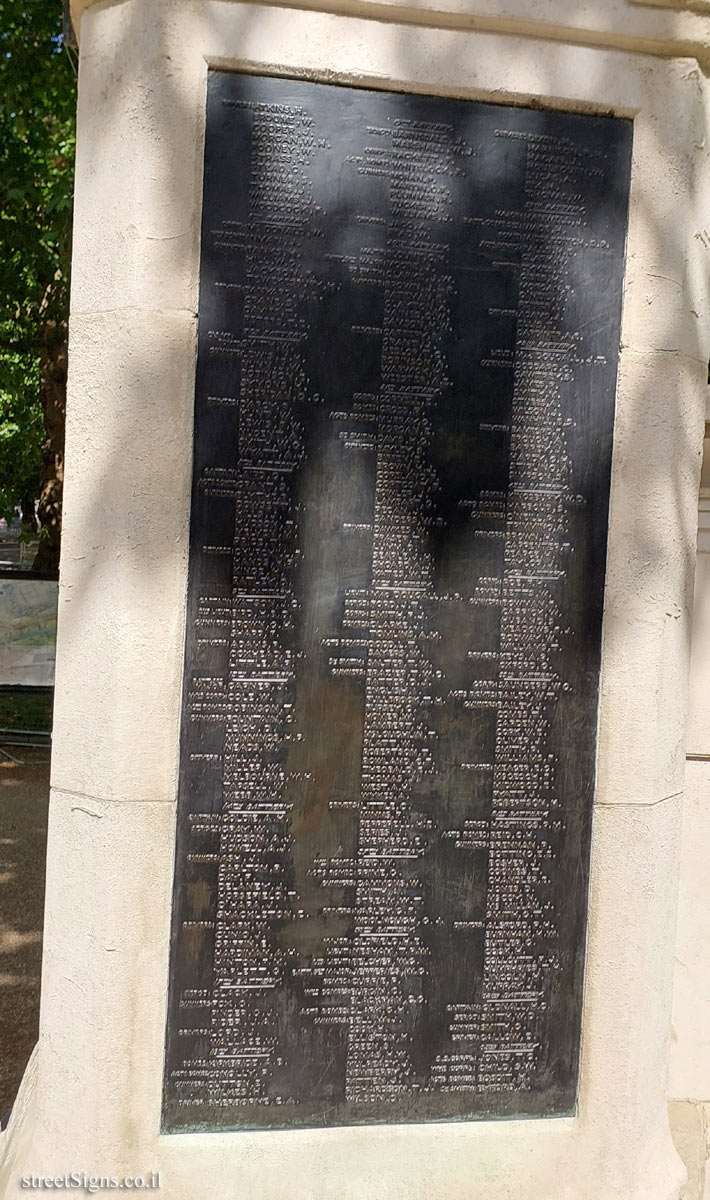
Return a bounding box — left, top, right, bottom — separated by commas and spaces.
0, 0, 75, 520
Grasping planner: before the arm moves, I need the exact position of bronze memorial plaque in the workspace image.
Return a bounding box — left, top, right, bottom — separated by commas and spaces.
162, 71, 632, 1131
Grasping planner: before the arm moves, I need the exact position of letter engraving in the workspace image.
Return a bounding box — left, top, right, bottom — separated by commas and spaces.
162, 72, 632, 1130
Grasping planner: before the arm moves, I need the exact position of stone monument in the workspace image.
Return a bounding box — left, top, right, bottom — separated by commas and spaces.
1, 1, 710, 1197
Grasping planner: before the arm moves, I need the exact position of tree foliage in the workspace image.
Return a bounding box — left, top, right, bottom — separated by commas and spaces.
0, 2, 76, 569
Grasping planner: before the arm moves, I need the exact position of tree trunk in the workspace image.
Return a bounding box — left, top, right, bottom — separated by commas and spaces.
32, 320, 67, 575
19, 494, 38, 538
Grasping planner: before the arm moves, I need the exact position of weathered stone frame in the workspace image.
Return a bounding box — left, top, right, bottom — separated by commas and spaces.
1, 2, 708, 1198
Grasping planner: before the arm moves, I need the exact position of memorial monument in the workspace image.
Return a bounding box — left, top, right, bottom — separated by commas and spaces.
2, 0, 710, 1197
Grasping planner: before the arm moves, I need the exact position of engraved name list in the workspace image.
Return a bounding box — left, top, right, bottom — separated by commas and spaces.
162, 72, 632, 1132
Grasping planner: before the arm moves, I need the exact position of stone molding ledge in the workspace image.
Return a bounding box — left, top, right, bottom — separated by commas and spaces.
71, 0, 710, 66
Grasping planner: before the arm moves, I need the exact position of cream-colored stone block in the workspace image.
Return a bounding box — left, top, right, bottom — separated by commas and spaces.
225, 0, 710, 50
70, 0, 710, 350
576, 796, 685, 1198
65, 4, 710, 820
70, 0, 710, 65
620, 61, 710, 365
0, 790, 176, 1183
595, 350, 705, 807
203, 0, 643, 110
70, 3, 204, 316
0, 790, 576, 1200
631, 0, 710, 13
0, 793, 686, 1199
0, 1047, 38, 1193
669, 1101, 709, 1200
670, 762, 710, 1101
686, 493, 710, 753
206, 11, 708, 371
1, 0, 705, 1196
51, 309, 195, 805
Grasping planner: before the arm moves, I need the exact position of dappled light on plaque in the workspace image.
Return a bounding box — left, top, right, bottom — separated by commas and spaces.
162, 71, 632, 1133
